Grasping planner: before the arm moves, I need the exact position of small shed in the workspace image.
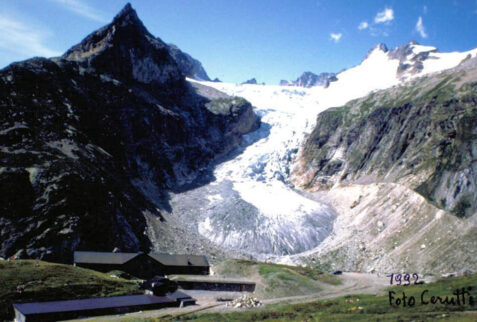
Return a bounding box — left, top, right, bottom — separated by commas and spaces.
13, 294, 178, 322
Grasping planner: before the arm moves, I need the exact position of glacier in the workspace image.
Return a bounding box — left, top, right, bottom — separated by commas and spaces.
173, 43, 477, 259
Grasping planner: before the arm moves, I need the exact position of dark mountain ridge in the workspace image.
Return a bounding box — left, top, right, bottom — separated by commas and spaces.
0, 3, 259, 261
167, 43, 211, 81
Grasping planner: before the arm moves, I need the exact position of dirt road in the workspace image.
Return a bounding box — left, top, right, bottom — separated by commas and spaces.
80, 272, 389, 321
198, 272, 389, 314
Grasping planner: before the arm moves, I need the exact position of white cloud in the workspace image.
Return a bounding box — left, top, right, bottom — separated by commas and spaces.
358, 21, 369, 30
50, 0, 107, 23
415, 16, 428, 38
374, 7, 394, 24
423, 5, 428, 14
330, 33, 342, 43
0, 15, 61, 59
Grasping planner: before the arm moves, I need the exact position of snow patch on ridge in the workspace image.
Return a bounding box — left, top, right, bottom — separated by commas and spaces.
422, 48, 477, 75
325, 47, 401, 101
410, 44, 437, 54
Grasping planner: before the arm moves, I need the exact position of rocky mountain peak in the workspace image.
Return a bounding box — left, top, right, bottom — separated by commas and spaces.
389, 41, 438, 59
388, 44, 415, 60
300, 71, 316, 78
63, 3, 181, 87
363, 43, 388, 60
280, 71, 337, 88
376, 43, 389, 52
279, 79, 291, 86
241, 78, 258, 85
0, 1, 260, 262
64, 3, 153, 60
387, 41, 439, 79
112, 2, 142, 27
296, 71, 337, 88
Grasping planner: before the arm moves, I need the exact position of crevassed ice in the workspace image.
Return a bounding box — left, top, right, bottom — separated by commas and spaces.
186, 44, 476, 256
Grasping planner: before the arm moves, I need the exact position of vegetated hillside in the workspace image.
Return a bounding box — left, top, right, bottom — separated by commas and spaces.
294, 57, 477, 218
0, 260, 142, 321
0, 4, 259, 262
214, 259, 341, 299
291, 57, 477, 273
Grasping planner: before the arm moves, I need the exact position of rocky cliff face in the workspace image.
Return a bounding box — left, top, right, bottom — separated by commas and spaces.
291, 56, 477, 273
241, 78, 258, 85
296, 72, 337, 88
167, 43, 211, 81
0, 4, 259, 262
389, 41, 439, 79
293, 57, 477, 217
280, 71, 337, 88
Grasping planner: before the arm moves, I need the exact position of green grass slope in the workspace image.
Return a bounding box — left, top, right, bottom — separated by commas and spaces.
214, 259, 341, 299
0, 260, 142, 321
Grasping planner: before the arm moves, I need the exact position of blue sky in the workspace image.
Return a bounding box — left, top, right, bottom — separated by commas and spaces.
1, 0, 476, 84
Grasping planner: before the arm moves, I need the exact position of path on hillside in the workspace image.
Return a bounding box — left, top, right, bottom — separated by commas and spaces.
200, 272, 389, 314
81, 273, 389, 321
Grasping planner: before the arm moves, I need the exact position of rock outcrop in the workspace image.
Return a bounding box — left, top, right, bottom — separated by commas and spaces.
167, 43, 211, 81
0, 3, 259, 261
291, 56, 477, 273
280, 71, 337, 88
241, 78, 258, 85
293, 57, 477, 217
389, 41, 439, 79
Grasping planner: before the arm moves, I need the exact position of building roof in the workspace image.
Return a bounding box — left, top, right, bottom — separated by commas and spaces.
73, 251, 209, 267
74, 251, 139, 264
169, 275, 256, 284
149, 253, 209, 267
13, 295, 176, 315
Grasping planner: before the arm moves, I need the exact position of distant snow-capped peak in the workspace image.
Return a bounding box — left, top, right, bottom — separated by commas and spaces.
283, 41, 476, 92
360, 41, 476, 81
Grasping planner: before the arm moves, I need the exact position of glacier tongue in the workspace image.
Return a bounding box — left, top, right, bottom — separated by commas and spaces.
179, 44, 477, 257
182, 76, 404, 256
172, 82, 338, 256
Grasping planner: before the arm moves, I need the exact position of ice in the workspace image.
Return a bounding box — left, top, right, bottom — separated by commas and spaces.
184, 43, 477, 256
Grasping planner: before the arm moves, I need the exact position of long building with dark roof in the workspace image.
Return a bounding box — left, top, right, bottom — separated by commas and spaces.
74, 251, 209, 278
13, 292, 195, 321
13, 295, 175, 321
148, 253, 210, 275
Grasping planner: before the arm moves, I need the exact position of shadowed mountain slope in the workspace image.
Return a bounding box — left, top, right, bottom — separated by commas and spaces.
0, 3, 259, 261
